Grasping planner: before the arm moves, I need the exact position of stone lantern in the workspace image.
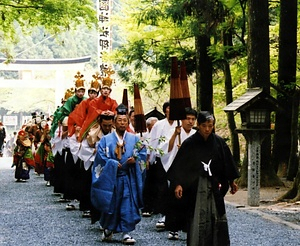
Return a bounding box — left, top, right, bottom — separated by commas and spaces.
223, 88, 280, 206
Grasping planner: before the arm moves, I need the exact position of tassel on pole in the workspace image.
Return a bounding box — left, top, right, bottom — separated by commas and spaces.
180, 60, 192, 108
133, 83, 147, 135
122, 89, 129, 110
169, 57, 187, 145
169, 57, 187, 121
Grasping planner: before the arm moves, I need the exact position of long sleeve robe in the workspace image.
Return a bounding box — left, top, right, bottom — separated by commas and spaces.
167, 132, 240, 246
67, 98, 93, 136
91, 131, 146, 233
78, 95, 118, 141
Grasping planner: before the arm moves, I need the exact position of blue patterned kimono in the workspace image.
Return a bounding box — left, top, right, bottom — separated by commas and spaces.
91, 131, 146, 233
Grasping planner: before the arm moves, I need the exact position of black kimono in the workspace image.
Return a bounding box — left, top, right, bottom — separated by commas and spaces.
167, 131, 240, 246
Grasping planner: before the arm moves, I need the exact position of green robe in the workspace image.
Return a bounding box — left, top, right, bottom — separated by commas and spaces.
50, 95, 85, 137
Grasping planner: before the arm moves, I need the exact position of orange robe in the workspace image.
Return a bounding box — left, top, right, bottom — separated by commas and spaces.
78, 95, 118, 141
68, 98, 93, 137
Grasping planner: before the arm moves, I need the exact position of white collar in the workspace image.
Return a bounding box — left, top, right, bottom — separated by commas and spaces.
114, 130, 127, 144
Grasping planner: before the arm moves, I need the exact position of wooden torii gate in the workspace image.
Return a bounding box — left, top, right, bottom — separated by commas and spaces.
0, 56, 91, 106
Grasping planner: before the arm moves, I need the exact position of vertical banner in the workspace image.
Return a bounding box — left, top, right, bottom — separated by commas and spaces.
97, 0, 112, 75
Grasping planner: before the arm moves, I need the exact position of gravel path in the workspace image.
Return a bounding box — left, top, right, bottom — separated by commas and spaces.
0, 157, 299, 246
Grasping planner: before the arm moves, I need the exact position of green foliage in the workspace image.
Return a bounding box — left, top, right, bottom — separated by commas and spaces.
208, 43, 246, 64
0, 0, 297, 129
108, 0, 249, 96
108, 0, 197, 91
139, 135, 166, 157
0, 0, 97, 40
0, 0, 97, 66
136, 3, 165, 26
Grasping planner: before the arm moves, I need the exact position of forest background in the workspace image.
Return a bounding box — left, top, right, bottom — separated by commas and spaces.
0, 0, 299, 201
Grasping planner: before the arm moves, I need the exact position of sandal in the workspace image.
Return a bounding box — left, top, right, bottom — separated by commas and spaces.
65, 204, 76, 210
168, 231, 179, 240
122, 234, 136, 245
82, 211, 91, 218
102, 229, 113, 241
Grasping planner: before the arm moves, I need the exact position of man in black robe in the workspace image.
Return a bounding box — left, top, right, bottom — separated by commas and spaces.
167, 111, 240, 246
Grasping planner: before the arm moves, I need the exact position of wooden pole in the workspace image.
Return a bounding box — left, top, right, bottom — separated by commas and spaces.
169, 57, 186, 145
134, 83, 147, 134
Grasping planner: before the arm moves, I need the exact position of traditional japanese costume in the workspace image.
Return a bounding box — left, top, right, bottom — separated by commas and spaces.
167, 132, 240, 245
91, 130, 146, 233
13, 130, 35, 181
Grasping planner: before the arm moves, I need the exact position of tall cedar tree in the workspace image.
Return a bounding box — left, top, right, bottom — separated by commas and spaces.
276, 0, 300, 202
244, 0, 282, 186
272, 0, 298, 180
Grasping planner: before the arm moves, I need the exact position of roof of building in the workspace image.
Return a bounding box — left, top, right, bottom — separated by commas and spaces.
223, 88, 279, 112
0, 56, 91, 65
145, 107, 165, 120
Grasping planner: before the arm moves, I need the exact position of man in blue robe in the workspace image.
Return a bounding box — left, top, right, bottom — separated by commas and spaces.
91, 104, 146, 245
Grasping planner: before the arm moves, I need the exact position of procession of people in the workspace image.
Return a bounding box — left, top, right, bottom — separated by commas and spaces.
9, 68, 240, 246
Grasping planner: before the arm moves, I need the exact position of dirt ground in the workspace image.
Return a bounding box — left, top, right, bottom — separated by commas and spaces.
224, 180, 300, 212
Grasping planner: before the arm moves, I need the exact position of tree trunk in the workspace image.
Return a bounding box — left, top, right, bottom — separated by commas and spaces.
278, 165, 300, 202
247, 0, 270, 90
278, 91, 299, 202
287, 90, 299, 180
272, 0, 298, 179
290, 171, 300, 203
222, 29, 240, 165
195, 34, 213, 113
238, 145, 248, 187
224, 61, 240, 164
244, 0, 282, 186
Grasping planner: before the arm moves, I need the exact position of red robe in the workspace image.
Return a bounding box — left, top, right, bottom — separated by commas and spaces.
78, 95, 118, 141
68, 98, 93, 136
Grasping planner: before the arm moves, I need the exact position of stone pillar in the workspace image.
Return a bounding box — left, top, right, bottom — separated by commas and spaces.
239, 130, 272, 207
247, 131, 261, 206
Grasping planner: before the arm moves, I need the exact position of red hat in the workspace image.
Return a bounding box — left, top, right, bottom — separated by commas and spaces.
18, 130, 31, 147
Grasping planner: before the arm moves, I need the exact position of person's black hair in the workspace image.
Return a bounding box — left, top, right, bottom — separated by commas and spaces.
162, 101, 170, 114
197, 111, 215, 124
98, 114, 114, 123
101, 86, 112, 92
43, 138, 51, 146
75, 88, 85, 92
185, 107, 197, 118
129, 107, 134, 117
88, 89, 99, 95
